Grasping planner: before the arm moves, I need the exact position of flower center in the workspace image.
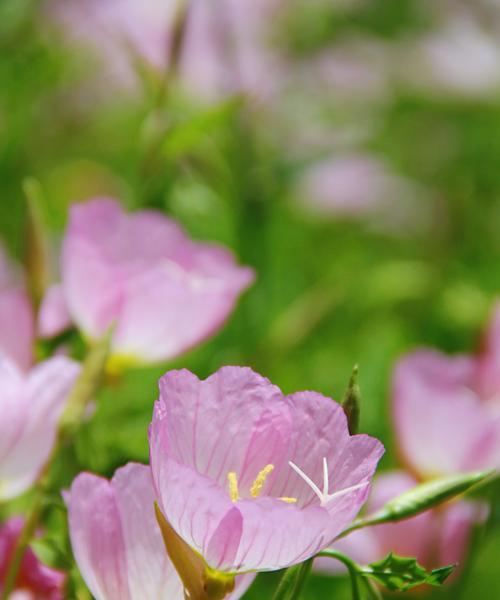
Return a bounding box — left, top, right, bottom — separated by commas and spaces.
288, 457, 369, 507
227, 464, 297, 504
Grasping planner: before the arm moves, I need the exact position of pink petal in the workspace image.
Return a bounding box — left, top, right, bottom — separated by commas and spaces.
38, 284, 72, 339
111, 464, 183, 599
437, 500, 488, 568
475, 302, 500, 399
0, 357, 80, 500
66, 473, 131, 600
393, 350, 500, 475
0, 288, 34, 372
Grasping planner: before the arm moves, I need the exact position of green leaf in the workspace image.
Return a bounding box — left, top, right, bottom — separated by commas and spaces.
342, 364, 360, 434
365, 552, 455, 591
162, 98, 242, 160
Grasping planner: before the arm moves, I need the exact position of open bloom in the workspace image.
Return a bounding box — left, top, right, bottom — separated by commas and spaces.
149, 366, 384, 576
393, 305, 500, 478
318, 471, 486, 576
61, 198, 254, 367
0, 517, 65, 599
0, 357, 80, 500
66, 463, 254, 600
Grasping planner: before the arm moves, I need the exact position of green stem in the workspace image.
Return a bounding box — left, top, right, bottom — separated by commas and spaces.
1, 332, 111, 599
272, 558, 314, 600
316, 550, 362, 600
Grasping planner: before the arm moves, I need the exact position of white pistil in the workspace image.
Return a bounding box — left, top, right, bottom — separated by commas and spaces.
288, 458, 369, 507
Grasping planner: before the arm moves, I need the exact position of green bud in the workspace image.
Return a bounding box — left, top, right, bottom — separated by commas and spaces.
342, 365, 360, 435
338, 470, 493, 539
368, 470, 493, 524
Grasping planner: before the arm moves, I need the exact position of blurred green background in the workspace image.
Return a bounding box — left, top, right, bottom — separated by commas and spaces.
1, 0, 499, 598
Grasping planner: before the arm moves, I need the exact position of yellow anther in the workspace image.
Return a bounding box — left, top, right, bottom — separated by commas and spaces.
227, 472, 239, 503
279, 497, 298, 504
250, 464, 275, 498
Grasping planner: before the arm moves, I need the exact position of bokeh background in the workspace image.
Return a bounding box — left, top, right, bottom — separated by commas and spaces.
1, 0, 500, 598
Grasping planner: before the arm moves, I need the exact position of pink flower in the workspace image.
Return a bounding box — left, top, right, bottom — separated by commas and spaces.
296, 154, 406, 216
66, 462, 254, 600
61, 198, 254, 367
49, 0, 285, 102
319, 471, 486, 575
403, 16, 500, 99
0, 517, 65, 599
393, 307, 500, 478
0, 245, 34, 372
149, 366, 384, 574
0, 357, 80, 500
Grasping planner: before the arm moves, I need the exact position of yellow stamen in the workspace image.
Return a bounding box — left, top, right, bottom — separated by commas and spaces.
250, 464, 274, 498
227, 472, 239, 503
279, 497, 298, 504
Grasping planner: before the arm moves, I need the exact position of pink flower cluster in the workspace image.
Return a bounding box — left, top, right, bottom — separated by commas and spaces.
66, 366, 383, 598
1, 195, 498, 599
0, 197, 254, 598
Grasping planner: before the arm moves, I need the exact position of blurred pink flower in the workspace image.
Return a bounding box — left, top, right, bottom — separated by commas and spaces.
66, 462, 254, 600
50, 0, 285, 102
297, 154, 404, 216
0, 357, 80, 500
0, 517, 65, 600
61, 198, 254, 366
149, 366, 384, 573
402, 16, 500, 98
295, 153, 431, 235
318, 471, 486, 574
0, 245, 35, 372
393, 306, 500, 478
